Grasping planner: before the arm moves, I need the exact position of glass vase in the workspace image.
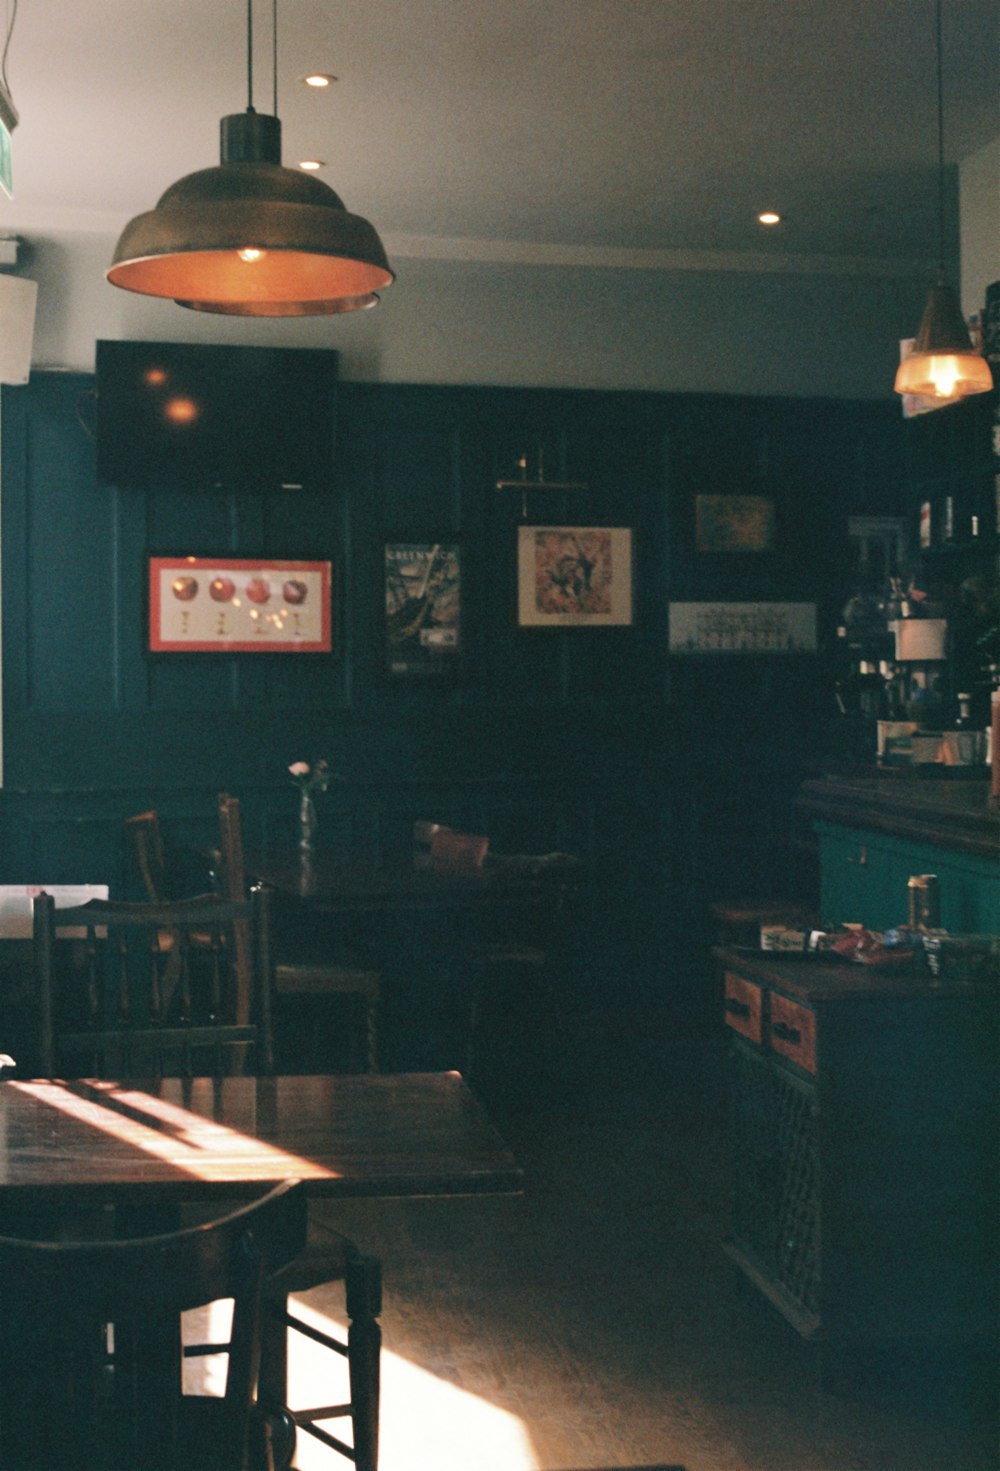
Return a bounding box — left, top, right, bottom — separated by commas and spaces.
298, 791, 317, 854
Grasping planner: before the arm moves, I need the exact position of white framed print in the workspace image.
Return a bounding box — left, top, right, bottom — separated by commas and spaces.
517, 526, 633, 629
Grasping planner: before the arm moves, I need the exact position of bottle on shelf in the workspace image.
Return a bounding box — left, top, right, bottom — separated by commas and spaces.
879, 661, 905, 720
991, 686, 1000, 809
907, 873, 941, 931
941, 690, 987, 765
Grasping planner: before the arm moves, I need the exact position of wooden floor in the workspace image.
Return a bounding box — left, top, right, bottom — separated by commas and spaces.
293, 1012, 997, 1471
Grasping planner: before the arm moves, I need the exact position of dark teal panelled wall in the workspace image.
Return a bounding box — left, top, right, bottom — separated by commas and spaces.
0, 368, 903, 997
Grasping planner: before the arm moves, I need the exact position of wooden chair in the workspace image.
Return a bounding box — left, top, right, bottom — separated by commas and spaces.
412, 823, 583, 1083
0, 1179, 307, 1471
217, 794, 380, 1073
413, 821, 489, 873
214, 796, 384, 1466
124, 810, 171, 901
258, 1222, 381, 1471
31, 888, 275, 1079
462, 865, 582, 1085
32, 887, 383, 1468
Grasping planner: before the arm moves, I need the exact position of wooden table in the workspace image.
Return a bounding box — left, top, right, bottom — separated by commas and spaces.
0, 1071, 523, 1209
246, 849, 581, 1072
246, 849, 553, 915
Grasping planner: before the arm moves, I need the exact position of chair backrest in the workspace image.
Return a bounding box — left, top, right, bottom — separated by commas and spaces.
32, 889, 274, 1079
216, 793, 256, 1017
430, 827, 489, 873
413, 822, 490, 874
0, 1179, 306, 1471
216, 793, 248, 902
124, 811, 169, 902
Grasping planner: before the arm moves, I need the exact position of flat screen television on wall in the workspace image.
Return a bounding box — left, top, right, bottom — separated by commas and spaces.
95, 340, 338, 491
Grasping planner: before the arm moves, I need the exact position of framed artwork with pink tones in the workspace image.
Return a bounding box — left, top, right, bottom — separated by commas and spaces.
148, 556, 332, 652
517, 526, 633, 628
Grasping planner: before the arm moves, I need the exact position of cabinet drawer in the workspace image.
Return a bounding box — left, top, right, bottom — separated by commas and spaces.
723, 971, 762, 1043
768, 992, 817, 1074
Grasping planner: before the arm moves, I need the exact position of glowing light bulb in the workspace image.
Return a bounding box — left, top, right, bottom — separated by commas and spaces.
929, 356, 960, 398
164, 396, 199, 425
237, 247, 265, 263
757, 210, 782, 227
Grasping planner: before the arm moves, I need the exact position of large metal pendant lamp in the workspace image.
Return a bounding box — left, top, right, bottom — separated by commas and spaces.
106, 0, 393, 316
894, 0, 992, 400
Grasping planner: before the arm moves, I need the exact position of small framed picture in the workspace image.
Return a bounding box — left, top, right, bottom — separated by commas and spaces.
668, 601, 817, 654
148, 556, 332, 652
384, 542, 462, 677
517, 526, 633, 628
695, 495, 775, 553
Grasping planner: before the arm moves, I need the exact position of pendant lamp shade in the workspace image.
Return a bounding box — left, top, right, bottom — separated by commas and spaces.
894, 0, 991, 400
107, 112, 394, 315
894, 281, 993, 400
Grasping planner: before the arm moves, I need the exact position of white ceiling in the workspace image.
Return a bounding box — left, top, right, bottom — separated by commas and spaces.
1, 0, 997, 274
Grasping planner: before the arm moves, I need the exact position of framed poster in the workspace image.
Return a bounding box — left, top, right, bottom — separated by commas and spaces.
668, 602, 817, 654
384, 542, 461, 677
695, 495, 775, 552
148, 556, 332, 652
517, 526, 633, 628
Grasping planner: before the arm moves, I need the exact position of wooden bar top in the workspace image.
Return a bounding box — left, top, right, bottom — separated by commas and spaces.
798, 772, 998, 858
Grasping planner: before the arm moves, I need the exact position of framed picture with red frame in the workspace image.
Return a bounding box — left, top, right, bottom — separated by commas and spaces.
148, 556, 332, 653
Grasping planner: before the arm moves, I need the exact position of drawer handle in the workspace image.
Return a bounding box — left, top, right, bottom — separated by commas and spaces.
771, 1021, 801, 1044
725, 997, 751, 1018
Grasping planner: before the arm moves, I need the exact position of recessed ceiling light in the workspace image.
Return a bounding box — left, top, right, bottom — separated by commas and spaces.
757, 210, 782, 227
299, 160, 324, 171
301, 73, 337, 88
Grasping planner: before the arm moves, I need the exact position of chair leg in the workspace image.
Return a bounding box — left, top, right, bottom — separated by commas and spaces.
346, 1254, 382, 1471
260, 1254, 382, 1471
258, 1295, 290, 1417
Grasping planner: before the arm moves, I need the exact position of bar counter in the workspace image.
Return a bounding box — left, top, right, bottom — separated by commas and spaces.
798, 771, 997, 860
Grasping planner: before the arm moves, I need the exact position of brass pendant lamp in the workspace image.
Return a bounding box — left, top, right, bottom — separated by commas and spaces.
106, 0, 394, 316
894, 0, 992, 400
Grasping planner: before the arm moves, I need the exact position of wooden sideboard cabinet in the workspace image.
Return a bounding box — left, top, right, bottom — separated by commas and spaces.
717, 945, 998, 1400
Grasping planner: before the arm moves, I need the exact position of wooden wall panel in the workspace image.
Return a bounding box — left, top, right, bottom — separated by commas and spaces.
0, 369, 903, 1033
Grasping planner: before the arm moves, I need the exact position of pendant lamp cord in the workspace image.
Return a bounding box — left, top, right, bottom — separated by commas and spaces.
246, 0, 255, 111
934, 0, 945, 282
246, 0, 279, 118
1, 0, 18, 98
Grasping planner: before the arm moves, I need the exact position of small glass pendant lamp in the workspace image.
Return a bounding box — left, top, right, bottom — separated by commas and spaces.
894, 0, 992, 401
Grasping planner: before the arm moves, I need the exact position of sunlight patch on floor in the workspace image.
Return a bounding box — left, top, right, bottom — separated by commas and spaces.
287, 1298, 540, 1471
182, 1294, 539, 1471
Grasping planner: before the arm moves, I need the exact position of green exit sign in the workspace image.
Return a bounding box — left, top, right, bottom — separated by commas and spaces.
0, 120, 12, 199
